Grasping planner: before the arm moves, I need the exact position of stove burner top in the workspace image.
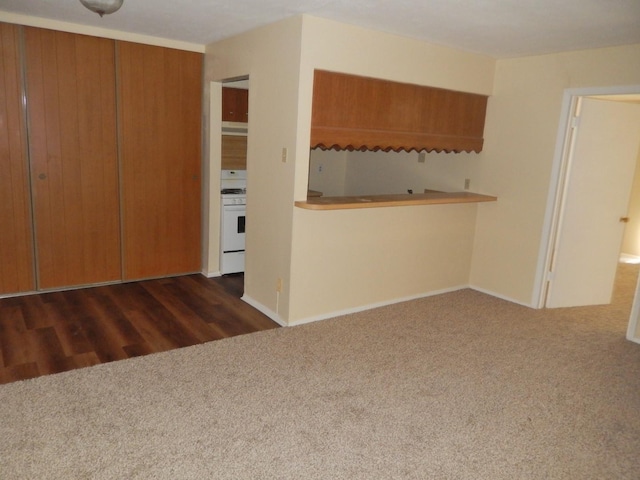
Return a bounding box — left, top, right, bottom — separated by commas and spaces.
221, 188, 246, 195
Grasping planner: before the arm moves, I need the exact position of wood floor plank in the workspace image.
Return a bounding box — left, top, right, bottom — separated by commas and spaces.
171, 275, 278, 334
216, 273, 244, 297
67, 351, 102, 370
103, 282, 206, 350
76, 315, 131, 364
122, 341, 156, 359
0, 306, 32, 367
139, 279, 229, 342
41, 290, 131, 364
164, 282, 249, 337
0, 273, 279, 384
82, 287, 146, 346
19, 294, 56, 330
50, 314, 94, 357
28, 326, 67, 375
1, 362, 40, 384
36, 295, 94, 357
121, 309, 185, 353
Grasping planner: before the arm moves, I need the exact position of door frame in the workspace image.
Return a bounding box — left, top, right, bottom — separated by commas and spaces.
533, 85, 640, 339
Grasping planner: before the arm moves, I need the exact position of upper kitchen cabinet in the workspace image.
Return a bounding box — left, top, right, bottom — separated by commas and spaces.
24, 27, 121, 290
221, 135, 248, 170
311, 70, 488, 153
222, 87, 248, 123
0, 23, 35, 295
117, 41, 203, 280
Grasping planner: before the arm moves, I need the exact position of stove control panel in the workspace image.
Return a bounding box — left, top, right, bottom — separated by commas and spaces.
222, 196, 246, 206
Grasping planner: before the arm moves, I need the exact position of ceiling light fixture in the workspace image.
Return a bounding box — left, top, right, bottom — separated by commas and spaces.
79, 0, 124, 17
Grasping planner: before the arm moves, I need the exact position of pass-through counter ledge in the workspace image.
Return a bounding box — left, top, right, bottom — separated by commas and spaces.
295, 190, 497, 210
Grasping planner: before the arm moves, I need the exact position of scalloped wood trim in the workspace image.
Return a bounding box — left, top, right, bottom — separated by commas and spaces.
310, 127, 484, 153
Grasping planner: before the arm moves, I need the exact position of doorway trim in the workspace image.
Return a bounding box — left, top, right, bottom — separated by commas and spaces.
534, 84, 640, 340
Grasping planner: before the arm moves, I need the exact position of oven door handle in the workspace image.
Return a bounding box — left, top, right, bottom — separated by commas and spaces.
224, 205, 246, 212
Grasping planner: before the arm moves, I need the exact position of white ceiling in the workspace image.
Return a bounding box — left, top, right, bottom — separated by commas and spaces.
1, 0, 640, 58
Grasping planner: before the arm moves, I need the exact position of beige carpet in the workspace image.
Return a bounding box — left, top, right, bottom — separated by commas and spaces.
1, 265, 639, 479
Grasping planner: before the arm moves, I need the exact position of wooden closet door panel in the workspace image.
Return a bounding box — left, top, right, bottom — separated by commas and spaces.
24, 28, 121, 289
0, 23, 35, 294
118, 42, 202, 280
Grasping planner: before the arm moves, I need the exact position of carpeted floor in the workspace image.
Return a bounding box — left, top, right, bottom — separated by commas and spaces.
1, 265, 639, 479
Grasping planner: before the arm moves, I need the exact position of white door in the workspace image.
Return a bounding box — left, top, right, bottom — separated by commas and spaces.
546, 98, 640, 308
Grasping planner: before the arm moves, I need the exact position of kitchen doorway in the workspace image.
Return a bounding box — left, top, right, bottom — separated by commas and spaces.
220, 77, 249, 285
203, 77, 249, 280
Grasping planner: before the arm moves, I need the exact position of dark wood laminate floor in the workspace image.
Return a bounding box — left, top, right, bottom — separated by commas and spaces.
0, 274, 279, 385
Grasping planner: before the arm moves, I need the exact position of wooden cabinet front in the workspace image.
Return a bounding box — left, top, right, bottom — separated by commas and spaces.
0, 23, 35, 294
24, 27, 121, 289
222, 87, 248, 123
118, 42, 202, 280
221, 135, 248, 170
311, 70, 488, 153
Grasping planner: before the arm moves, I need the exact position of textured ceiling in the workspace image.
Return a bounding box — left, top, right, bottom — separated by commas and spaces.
1, 0, 639, 58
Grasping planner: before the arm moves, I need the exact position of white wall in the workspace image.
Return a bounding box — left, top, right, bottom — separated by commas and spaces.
205, 15, 495, 325
290, 203, 479, 322
205, 16, 304, 323
308, 149, 348, 196
288, 16, 495, 323
310, 149, 478, 196
205, 14, 640, 324
470, 45, 640, 305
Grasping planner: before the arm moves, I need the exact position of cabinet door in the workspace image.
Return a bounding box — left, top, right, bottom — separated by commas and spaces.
311, 70, 487, 153
222, 87, 248, 122
117, 42, 202, 280
24, 27, 121, 290
0, 23, 35, 294
221, 135, 247, 170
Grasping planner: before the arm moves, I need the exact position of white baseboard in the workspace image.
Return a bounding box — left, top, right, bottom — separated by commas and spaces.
626, 334, 640, 345
241, 294, 287, 326
469, 285, 535, 308
243, 284, 535, 328
619, 253, 640, 264
285, 285, 469, 327
202, 269, 221, 278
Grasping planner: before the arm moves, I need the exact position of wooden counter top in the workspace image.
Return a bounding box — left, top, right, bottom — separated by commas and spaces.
295, 191, 497, 210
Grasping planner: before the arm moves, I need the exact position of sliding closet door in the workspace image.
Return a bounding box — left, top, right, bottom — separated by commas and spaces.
117, 42, 202, 280
24, 27, 121, 289
0, 23, 35, 294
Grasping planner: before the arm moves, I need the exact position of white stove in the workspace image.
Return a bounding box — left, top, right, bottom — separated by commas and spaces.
220, 170, 246, 274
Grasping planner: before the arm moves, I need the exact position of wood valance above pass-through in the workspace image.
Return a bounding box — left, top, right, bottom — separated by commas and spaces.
310, 70, 488, 153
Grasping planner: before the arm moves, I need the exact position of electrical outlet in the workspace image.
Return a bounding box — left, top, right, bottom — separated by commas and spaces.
276, 278, 283, 293
418, 152, 426, 163
281, 148, 288, 163
464, 178, 471, 190
318, 164, 323, 173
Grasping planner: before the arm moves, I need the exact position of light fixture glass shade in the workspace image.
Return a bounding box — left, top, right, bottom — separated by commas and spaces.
79, 0, 124, 17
